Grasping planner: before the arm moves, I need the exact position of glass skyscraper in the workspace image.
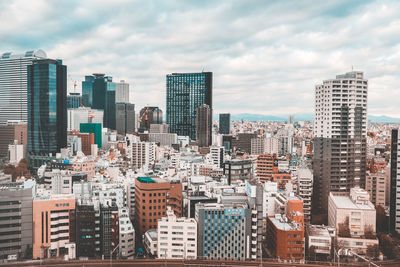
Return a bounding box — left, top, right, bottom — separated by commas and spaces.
219, 113, 230, 134
166, 72, 212, 141
27, 59, 67, 169
0, 50, 47, 125
82, 73, 116, 129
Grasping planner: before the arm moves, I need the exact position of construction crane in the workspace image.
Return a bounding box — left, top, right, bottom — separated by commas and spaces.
68, 75, 77, 93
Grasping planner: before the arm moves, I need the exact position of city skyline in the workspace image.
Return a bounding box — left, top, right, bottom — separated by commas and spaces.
2, 1, 400, 118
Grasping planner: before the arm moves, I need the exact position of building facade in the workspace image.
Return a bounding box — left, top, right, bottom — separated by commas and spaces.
196, 104, 212, 147
219, 113, 230, 135
390, 128, 400, 234
313, 71, 368, 223
116, 103, 135, 135
0, 50, 47, 124
27, 59, 67, 170
166, 72, 212, 141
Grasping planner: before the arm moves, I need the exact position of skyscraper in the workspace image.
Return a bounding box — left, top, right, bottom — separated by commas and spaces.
219, 113, 230, 134
82, 73, 116, 129
116, 103, 135, 135
27, 59, 67, 169
166, 72, 212, 140
138, 106, 162, 133
196, 104, 211, 147
115, 80, 130, 103
67, 92, 82, 108
312, 71, 368, 223
390, 129, 400, 234
0, 50, 47, 125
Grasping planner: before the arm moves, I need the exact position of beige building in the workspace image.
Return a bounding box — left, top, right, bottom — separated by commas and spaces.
366, 171, 387, 207
328, 187, 376, 237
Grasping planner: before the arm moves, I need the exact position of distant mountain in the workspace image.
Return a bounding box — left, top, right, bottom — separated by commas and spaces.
213, 113, 400, 123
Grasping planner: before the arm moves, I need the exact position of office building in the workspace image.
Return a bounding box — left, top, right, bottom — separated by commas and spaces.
82, 74, 116, 129
196, 104, 212, 147
75, 204, 96, 259
157, 208, 197, 259
313, 71, 368, 223
366, 171, 387, 207
68, 131, 95, 156
0, 122, 27, 158
223, 159, 252, 184
219, 113, 230, 134
166, 72, 212, 140
0, 183, 33, 260
8, 140, 27, 164
0, 50, 47, 124
115, 80, 130, 103
210, 146, 224, 168
99, 203, 119, 259
67, 93, 82, 109
390, 128, 400, 234
150, 123, 169, 134
232, 133, 257, 154
195, 203, 251, 260
67, 107, 103, 132
138, 106, 163, 132
80, 123, 102, 149
149, 133, 178, 147
32, 194, 76, 259
27, 59, 67, 170
116, 103, 135, 135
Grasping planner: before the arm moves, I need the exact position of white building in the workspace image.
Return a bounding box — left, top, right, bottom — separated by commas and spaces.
51, 171, 72, 194
8, 141, 26, 164
306, 225, 335, 257
210, 146, 224, 168
297, 168, 313, 223
115, 80, 130, 103
149, 133, 178, 147
157, 208, 197, 259
328, 187, 376, 237
144, 230, 157, 257
118, 208, 135, 259
67, 107, 103, 131
251, 137, 279, 155
130, 141, 156, 170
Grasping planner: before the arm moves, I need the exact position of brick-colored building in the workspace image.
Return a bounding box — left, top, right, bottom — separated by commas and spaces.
68, 130, 95, 156
134, 177, 182, 238
256, 154, 274, 182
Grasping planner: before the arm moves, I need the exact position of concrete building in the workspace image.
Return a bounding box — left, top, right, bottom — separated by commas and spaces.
210, 146, 224, 168
0, 183, 33, 260
115, 80, 130, 103
297, 168, 313, 223
116, 103, 135, 135
195, 104, 212, 147
366, 171, 386, 207
8, 140, 27, 164
99, 203, 119, 259
0, 50, 47, 124
313, 71, 368, 223
157, 208, 197, 259
130, 141, 156, 170
195, 203, 251, 260
149, 133, 178, 147
144, 230, 157, 257
251, 137, 279, 155
223, 159, 252, 184
0, 122, 27, 158
390, 128, 400, 234
232, 133, 257, 154
75, 204, 96, 259
67, 107, 103, 132
328, 187, 375, 237
118, 208, 135, 259
305, 225, 335, 260
32, 194, 76, 259
149, 123, 169, 134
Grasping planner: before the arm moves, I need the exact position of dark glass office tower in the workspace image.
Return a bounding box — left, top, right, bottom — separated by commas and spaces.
27, 59, 67, 169
390, 129, 400, 234
196, 104, 211, 147
67, 92, 82, 108
219, 113, 230, 134
116, 103, 135, 135
166, 72, 212, 140
82, 74, 116, 129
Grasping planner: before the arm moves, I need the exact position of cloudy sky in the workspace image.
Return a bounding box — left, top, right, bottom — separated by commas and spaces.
2, 0, 400, 117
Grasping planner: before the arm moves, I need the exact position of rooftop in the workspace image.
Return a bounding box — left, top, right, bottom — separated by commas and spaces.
330, 194, 374, 210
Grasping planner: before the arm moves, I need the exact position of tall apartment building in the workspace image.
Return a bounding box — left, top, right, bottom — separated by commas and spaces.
99, 203, 119, 259
157, 208, 197, 259
256, 154, 274, 182
195, 203, 252, 260
116, 103, 135, 135
115, 80, 130, 103
32, 195, 76, 259
297, 168, 313, 223
278, 135, 294, 156
0, 50, 47, 124
219, 113, 230, 134
196, 104, 212, 147
166, 72, 212, 141
27, 59, 67, 170
130, 141, 156, 170
82, 74, 116, 129
0, 183, 33, 260
118, 208, 135, 259
313, 71, 368, 223
390, 128, 400, 234
210, 146, 224, 168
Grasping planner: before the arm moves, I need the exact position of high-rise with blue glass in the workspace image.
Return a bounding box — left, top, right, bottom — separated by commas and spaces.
82, 73, 116, 129
27, 59, 67, 169
166, 72, 212, 141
